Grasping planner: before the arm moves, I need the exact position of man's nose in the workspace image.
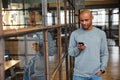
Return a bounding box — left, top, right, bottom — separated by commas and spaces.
83, 21, 86, 24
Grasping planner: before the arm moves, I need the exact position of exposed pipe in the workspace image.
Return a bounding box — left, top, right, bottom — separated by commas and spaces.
57, 0, 62, 80
42, 0, 49, 79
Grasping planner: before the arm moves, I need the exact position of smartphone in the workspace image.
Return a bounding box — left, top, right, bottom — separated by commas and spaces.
78, 42, 84, 46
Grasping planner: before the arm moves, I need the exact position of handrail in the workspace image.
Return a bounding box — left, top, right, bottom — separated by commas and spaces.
0, 24, 70, 39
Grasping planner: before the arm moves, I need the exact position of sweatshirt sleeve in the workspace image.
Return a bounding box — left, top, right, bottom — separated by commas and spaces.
100, 32, 109, 71
68, 32, 80, 57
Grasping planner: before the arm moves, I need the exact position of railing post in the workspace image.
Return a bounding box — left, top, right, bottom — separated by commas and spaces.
64, 0, 70, 80
0, 0, 5, 80
57, 0, 62, 80
42, 0, 49, 80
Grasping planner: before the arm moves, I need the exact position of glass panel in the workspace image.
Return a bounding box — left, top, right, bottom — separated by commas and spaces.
4, 31, 46, 79
4, 29, 61, 79
2, 10, 25, 30
112, 8, 119, 25
2, 0, 42, 30
48, 29, 58, 77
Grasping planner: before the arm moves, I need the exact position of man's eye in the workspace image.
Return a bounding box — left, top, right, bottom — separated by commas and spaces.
85, 19, 89, 21
80, 20, 84, 22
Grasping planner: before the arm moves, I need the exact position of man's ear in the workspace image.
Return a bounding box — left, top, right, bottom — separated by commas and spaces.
91, 15, 94, 20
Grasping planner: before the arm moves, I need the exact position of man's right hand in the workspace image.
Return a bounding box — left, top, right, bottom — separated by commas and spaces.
77, 44, 86, 50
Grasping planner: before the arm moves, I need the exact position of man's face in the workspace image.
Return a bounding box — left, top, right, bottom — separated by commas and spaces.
80, 12, 93, 30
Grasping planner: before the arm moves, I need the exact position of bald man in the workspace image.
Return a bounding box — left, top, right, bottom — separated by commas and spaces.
68, 9, 108, 80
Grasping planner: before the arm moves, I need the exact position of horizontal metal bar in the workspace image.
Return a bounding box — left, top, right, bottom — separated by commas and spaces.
1, 24, 71, 39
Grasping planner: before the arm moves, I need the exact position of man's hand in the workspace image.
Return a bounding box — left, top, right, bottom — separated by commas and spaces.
96, 70, 103, 76
77, 43, 86, 50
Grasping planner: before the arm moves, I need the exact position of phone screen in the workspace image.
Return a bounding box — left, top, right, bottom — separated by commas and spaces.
78, 42, 84, 45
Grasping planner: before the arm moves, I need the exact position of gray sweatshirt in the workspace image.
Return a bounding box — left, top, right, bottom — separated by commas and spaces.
68, 27, 108, 77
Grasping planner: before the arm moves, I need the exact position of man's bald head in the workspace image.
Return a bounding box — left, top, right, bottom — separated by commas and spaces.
80, 9, 93, 17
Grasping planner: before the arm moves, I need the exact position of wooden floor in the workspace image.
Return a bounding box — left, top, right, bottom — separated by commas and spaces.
54, 45, 120, 80
103, 46, 120, 80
